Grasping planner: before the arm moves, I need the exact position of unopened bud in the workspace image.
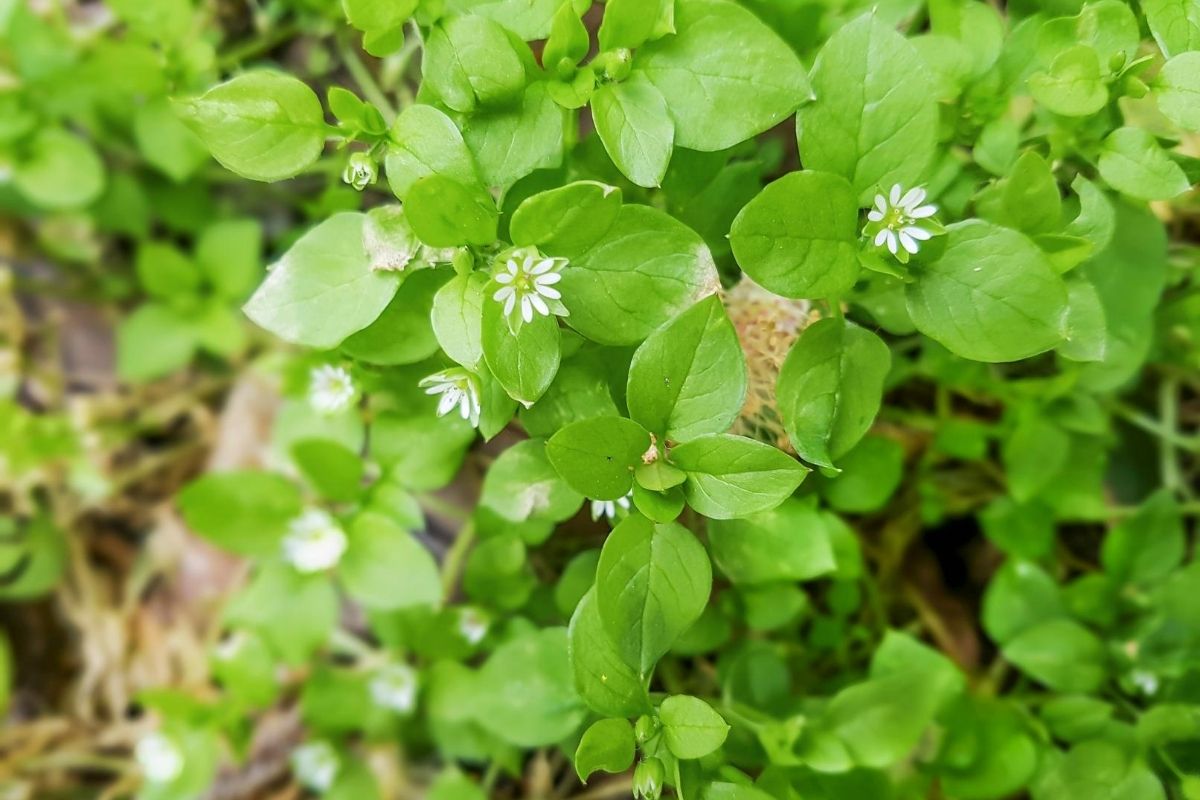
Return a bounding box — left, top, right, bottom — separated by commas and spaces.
633, 758, 665, 800
634, 715, 659, 744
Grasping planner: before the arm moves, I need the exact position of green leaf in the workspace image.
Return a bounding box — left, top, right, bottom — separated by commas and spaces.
292, 439, 365, 503
341, 512, 442, 611
195, 218, 262, 300
342, 268, 448, 365
670, 434, 809, 519
708, 498, 837, 586
568, 589, 652, 717
1002, 151, 1064, 235
575, 719, 636, 782
635, 0, 810, 151
1002, 619, 1108, 693
1142, 0, 1200, 58
373, 410, 476, 491
1037, 1, 1139, 66
1098, 127, 1191, 200
226, 564, 338, 664
729, 171, 860, 300
596, 515, 712, 677
430, 274, 486, 372
1002, 410, 1069, 502
592, 74, 675, 189
12, 128, 105, 210
177, 471, 301, 557
116, 303, 198, 382
384, 104, 480, 201
445, 0, 560, 40
176, 71, 328, 182
244, 213, 401, 348
627, 295, 747, 443
797, 14, 939, 201
481, 299, 561, 405
1101, 490, 1185, 584
906, 220, 1068, 362
561, 205, 720, 345
479, 438, 583, 523
405, 175, 499, 247
544, 2, 589, 70
461, 82, 564, 190
135, 241, 200, 299
546, 417, 650, 500
982, 561, 1064, 645
599, 0, 674, 50
820, 435, 905, 514
1028, 45, 1108, 117
1155, 52, 1200, 132
473, 628, 586, 747
659, 695, 730, 759
509, 181, 622, 257
133, 98, 210, 183
776, 318, 890, 469
343, 0, 416, 32
422, 15, 526, 113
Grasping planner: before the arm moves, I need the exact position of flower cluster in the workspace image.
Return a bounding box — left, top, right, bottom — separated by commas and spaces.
865, 184, 938, 262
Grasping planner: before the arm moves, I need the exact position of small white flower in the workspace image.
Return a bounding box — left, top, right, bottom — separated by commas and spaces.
590, 492, 632, 522
282, 509, 347, 573
342, 152, 377, 191
369, 663, 418, 714
457, 607, 489, 645
292, 740, 340, 792
214, 631, 246, 662
309, 365, 356, 415
1131, 669, 1159, 696
419, 368, 481, 426
492, 253, 565, 323
866, 184, 938, 258
135, 731, 184, 784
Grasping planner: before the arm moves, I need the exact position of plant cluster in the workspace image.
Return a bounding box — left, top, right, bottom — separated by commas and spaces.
2, 0, 1200, 799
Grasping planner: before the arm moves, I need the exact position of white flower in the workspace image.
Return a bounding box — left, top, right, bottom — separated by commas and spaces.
213, 631, 246, 662
493, 253, 565, 323
282, 509, 347, 573
457, 607, 489, 645
342, 152, 377, 191
369, 663, 418, 714
309, 365, 355, 415
135, 731, 184, 784
291, 740, 340, 792
591, 492, 632, 522
867, 184, 937, 258
1131, 669, 1159, 696
419, 368, 481, 426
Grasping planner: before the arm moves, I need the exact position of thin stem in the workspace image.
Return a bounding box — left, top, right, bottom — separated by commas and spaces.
339, 37, 397, 122
440, 519, 476, 601
1110, 401, 1200, 452
217, 22, 300, 70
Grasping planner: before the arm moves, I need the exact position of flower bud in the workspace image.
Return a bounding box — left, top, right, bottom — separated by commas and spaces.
634, 714, 659, 744
342, 151, 377, 191
1123, 76, 1149, 99
633, 757, 665, 800
603, 49, 632, 82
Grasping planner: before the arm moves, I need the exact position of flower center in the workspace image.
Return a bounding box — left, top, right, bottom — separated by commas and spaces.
885, 208, 911, 230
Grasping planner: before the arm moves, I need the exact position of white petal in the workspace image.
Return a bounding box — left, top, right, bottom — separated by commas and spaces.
531, 258, 556, 275
537, 284, 561, 300
910, 204, 938, 219
494, 271, 514, 284
506, 259, 520, 275
494, 286, 514, 301
503, 292, 517, 317
867, 210, 884, 222
437, 391, 458, 417
521, 295, 533, 323
874, 229, 890, 247
885, 230, 898, 255
534, 271, 562, 285
521, 255, 536, 274
889, 184, 902, 205
874, 195, 888, 214
903, 226, 932, 241
458, 395, 471, 419
529, 294, 550, 316
424, 384, 447, 395
899, 187, 926, 209
898, 231, 919, 254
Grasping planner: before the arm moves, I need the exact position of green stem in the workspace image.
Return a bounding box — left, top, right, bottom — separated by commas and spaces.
1159, 378, 1188, 497
1109, 401, 1200, 452
339, 36, 397, 123
440, 519, 476, 601
217, 22, 300, 70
